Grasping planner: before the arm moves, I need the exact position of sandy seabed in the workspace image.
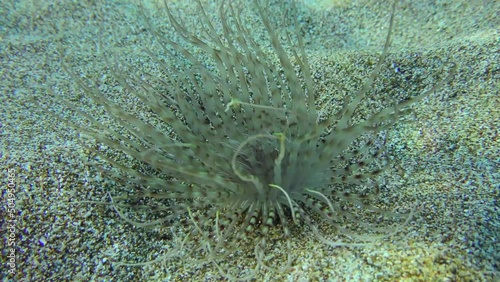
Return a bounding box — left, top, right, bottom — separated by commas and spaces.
1, 0, 498, 281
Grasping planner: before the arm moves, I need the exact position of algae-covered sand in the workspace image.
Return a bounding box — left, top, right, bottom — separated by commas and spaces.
1, 0, 498, 280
